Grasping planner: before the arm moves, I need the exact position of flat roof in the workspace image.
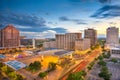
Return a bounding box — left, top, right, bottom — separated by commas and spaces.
4, 60, 27, 70
54, 50, 72, 56
110, 48, 120, 50
0, 54, 6, 59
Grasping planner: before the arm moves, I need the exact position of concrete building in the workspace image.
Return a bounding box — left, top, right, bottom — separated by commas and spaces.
110, 48, 120, 59
0, 24, 20, 48
84, 28, 97, 47
56, 33, 82, 50
75, 38, 90, 51
106, 27, 119, 48
43, 41, 56, 49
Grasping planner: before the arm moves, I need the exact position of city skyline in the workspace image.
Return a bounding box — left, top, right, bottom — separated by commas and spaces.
0, 0, 120, 38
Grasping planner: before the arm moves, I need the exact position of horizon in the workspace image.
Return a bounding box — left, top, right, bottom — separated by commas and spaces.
0, 0, 120, 38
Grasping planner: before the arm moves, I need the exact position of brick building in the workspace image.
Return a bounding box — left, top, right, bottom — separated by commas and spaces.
0, 24, 20, 48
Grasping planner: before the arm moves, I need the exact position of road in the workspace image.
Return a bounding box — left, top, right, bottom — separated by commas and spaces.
59, 49, 102, 80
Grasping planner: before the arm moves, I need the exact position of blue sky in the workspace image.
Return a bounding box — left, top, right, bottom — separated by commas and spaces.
0, 0, 120, 38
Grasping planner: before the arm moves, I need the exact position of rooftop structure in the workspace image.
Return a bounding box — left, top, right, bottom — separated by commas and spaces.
4, 60, 27, 70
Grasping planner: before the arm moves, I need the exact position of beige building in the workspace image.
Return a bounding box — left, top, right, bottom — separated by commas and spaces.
43, 41, 56, 49
84, 28, 97, 47
106, 27, 119, 48
56, 33, 82, 50
75, 38, 90, 51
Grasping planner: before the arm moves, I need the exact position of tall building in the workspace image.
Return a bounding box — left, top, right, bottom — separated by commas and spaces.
0, 24, 20, 48
56, 33, 82, 50
84, 28, 97, 47
56, 34, 65, 49
75, 38, 90, 51
106, 27, 119, 46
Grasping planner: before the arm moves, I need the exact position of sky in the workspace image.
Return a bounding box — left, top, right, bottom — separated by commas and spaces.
0, 0, 120, 38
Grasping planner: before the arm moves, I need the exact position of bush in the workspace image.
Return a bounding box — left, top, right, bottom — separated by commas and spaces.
111, 58, 117, 63
38, 72, 47, 78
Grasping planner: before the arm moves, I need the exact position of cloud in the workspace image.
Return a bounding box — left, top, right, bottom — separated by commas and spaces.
0, 11, 68, 38
59, 16, 87, 25
98, 0, 111, 3
20, 30, 57, 38
91, 5, 120, 18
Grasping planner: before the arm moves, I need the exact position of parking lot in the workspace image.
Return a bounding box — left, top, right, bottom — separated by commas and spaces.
107, 62, 120, 80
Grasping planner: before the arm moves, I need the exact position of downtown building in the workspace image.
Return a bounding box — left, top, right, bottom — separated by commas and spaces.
55, 33, 82, 50
84, 28, 97, 47
106, 27, 119, 48
75, 38, 90, 51
0, 24, 20, 48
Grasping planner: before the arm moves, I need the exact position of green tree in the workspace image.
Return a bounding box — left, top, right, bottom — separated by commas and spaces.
99, 66, 112, 80
27, 61, 42, 72
38, 72, 47, 78
15, 74, 24, 80
66, 71, 84, 80
98, 55, 103, 60
48, 62, 57, 72
98, 60, 106, 66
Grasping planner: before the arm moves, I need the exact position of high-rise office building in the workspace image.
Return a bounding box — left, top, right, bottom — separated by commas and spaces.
0, 24, 20, 48
84, 28, 97, 47
56, 33, 82, 50
106, 27, 119, 45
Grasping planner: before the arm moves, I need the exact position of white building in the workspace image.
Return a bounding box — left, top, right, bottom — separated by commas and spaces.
110, 47, 120, 59
106, 27, 119, 48
75, 38, 90, 51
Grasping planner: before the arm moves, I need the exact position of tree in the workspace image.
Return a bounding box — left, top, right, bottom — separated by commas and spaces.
0, 62, 4, 68
27, 61, 42, 72
66, 71, 85, 80
47, 62, 57, 72
98, 60, 106, 66
1, 66, 13, 75
98, 55, 103, 60
99, 66, 112, 80
38, 72, 47, 78
103, 53, 111, 59
15, 74, 24, 80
